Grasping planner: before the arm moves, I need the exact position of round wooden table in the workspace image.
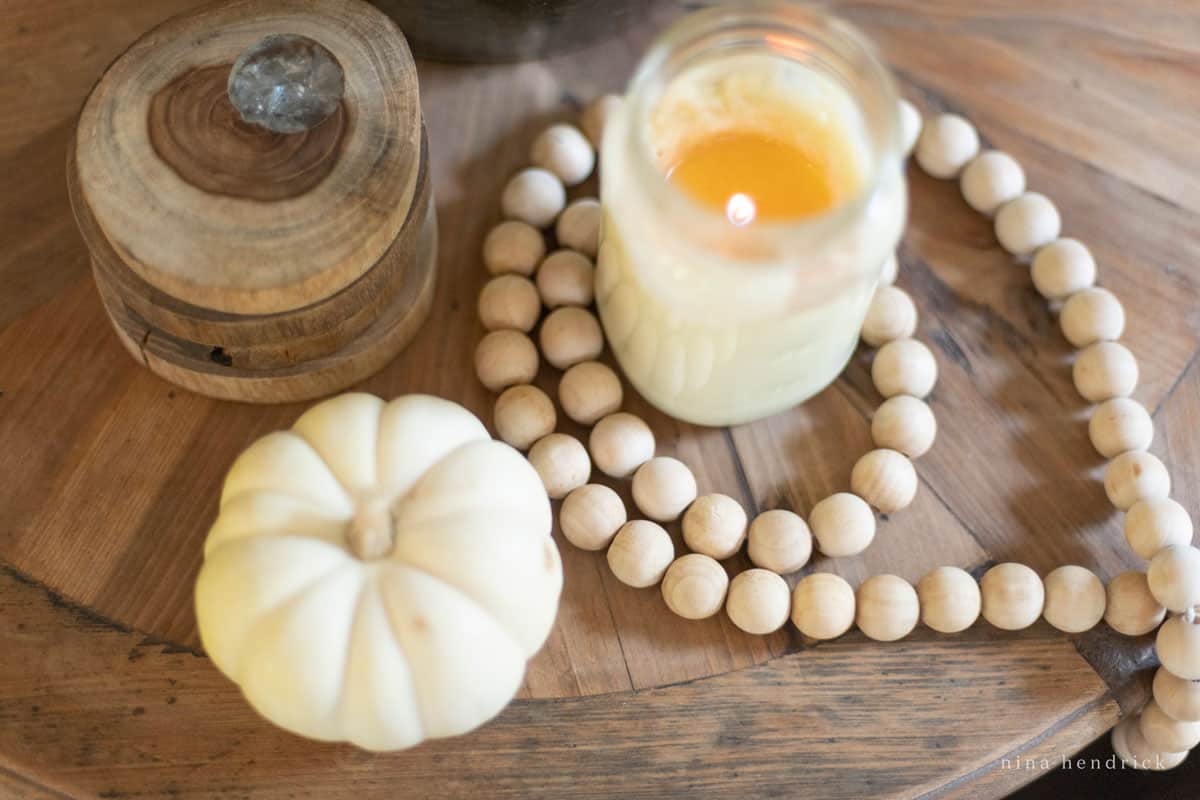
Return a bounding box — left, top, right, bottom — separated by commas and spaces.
2, 2, 1197, 797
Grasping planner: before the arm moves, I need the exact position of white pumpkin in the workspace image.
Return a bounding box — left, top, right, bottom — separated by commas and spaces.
195, 393, 561, 751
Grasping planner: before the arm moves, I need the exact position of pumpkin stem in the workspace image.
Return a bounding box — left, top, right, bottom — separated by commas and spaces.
347, 495, 396, 560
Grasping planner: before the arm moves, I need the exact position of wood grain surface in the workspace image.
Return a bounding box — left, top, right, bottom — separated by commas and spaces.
2, 0, 1198, 797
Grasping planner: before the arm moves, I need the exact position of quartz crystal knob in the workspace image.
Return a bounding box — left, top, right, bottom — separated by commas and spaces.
227, 34, 345, 134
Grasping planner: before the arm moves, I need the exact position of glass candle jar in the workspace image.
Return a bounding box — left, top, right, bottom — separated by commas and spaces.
596, 2, 906, 426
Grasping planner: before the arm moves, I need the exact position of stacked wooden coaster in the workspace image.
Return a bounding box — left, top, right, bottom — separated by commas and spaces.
68, 0, 435, 403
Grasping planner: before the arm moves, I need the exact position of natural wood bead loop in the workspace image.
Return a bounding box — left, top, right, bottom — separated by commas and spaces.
1060, 287, 1126, 348
960, 150, 1025, 216
851, 449, 918, 513
560, 484, 626, 551
589, 412, 655, 478
555, 198, 601, 258
607, 519, 674, 589
809, 493, 876, 558
897, 98, 921, 157
1153, 667, 1200, 723
682, 493, 748, 560
661, 553, 729, 620
915, 113, 979, 179
860, 285, 918, 347
501, 167, 566, 228
483, 220, 546, 276
791, 573, 856, 640
1104, 571, 1166, 636
559, 361, 623, 425
632, 456, 698, 523
535, 249, 595, 308
917, 566, 981, 633
530, 123, 594, 186
747, 509, 812, 575
475, 329, 538, 392
539, 306, 603, 370
1041, 565, 1106, 633
1159, 615, 1200, 680
1073, 341, 1138, 403
1112, 715, 1189, 772
879, 251, 899, 286
856, 574, 920, 642
478, 274, 540, 332
1125, 498, 1194, 562
493, 384, 556, 450
726, 569, 791, 635
580, 93, 622, 148
1104, 450, 1170, 511
980, 563, 1044, 631
1030, 238, 1096, 301
994, 192, 1061, 257
1147, 545, 1200, 613
872, 338, 938, 399
1088, 397, 1153, 458
527, 433, 591, 500
1140, 699, 1200, 753
871, 395, 937, 458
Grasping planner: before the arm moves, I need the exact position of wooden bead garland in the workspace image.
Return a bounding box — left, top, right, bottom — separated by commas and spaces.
682, 493, 749, 560
1125, 498, 1194, 561
590, 412, 656, 478
494, 384, 556, 450
860, 285, 917, 347
851, 449, 918, 513
872, 338, 938, 399
871, 395, 937, 458
856, 574, 919, 642
1073, 341, 1138, 403
960, 150, 1025, 216
994, 192, 1061, 257
1153, 667, 1200, 722
559, 361, 622, 425
1060, 287, 1126, 348
1140, 699, 1200, 753
1113, 715, 1189, 771
478, 274, 540, 332
560, 483, 626, 551
475, 329, 538, 392
1104, 571, 1166, 636
1104, 450, 1170, 511
792, 573, 856, 640
917, 566, 981, 634
809, 492, 876, 558
1148, 545, 1200, 613
632, 456, 698, 522
536, 249, 595, 308
530, 123, 595, 186
726, 569, 791, 635
1088, 397, 1153, 458
980, 563, 1044, 631
1030, 238, 1095, 300
661, 553, 729, 620
527, 432, 590, 499
540, 306, 604, 369
915, 113, 979, 179
555, 198, 601, 258
483, 220, 545, 276
1042, 565, 1106, 634
746, 509, 812, 575
501, 167, 566, 228
607, 519, 674, 588
1158, 615, 1200, 681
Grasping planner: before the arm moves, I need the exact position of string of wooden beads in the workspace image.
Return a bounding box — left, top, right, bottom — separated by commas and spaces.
472, 93, 1199, 772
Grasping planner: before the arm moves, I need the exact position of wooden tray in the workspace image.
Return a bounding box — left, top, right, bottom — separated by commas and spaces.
2, 2, 1199, 798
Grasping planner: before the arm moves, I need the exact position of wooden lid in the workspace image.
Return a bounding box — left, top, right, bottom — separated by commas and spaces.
75, 0, 421, 315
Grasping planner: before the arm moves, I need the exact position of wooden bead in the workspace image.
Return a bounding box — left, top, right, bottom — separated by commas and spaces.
1148, 545, 1200, 613
482, 220, 545, 276
809, 492, 875, 557
851, 449, 918, 513
632, 456, 697, 522
580, 93, 623, 148
1031, 238, 1096, 300
493, 384, 555, 450
589, 412, 655, 478
682, 493, 748, 560
1060, 287, 1126, 348
530, 123, 594, 186
897, 98, 921, 157
560, 484, 626, 551
607, 519, 674, 588
878, 251, 899, 286
1089, 397, 1153, 458
726, 569, 791, 635
994, 192, 1061, 257
860, 285, 918, 347
1042, 565, 1106, 633
856, 574, 919, 642
478, 274, 540, 332
960, 151, 1025, 216
559, 361, 622, 425
555, 198, 601, 258
1112, 714, 1189, 771
791, 573, 856, 640
915, 113, 979, 179
539, 306, 603, 370
1073, 341, 1138, 403
1104, 571, 1166, 636
747, 509, 812, 574
1141, 698, 1200, 752
871, 395, 937, 458
501, 167, 565, 228
527, 432, 590, 500
1126, 498, 1194, 561
661, 553, 728, 620
1154, 666, 1200, 723
1105, 450, 1170, 511
917, 566, 980, 633
1159, 615, 1200, 680
872, 338, 938, 399
980, 563, 1044, 631
474, 329, 538, 392
535, 249, 594, 308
